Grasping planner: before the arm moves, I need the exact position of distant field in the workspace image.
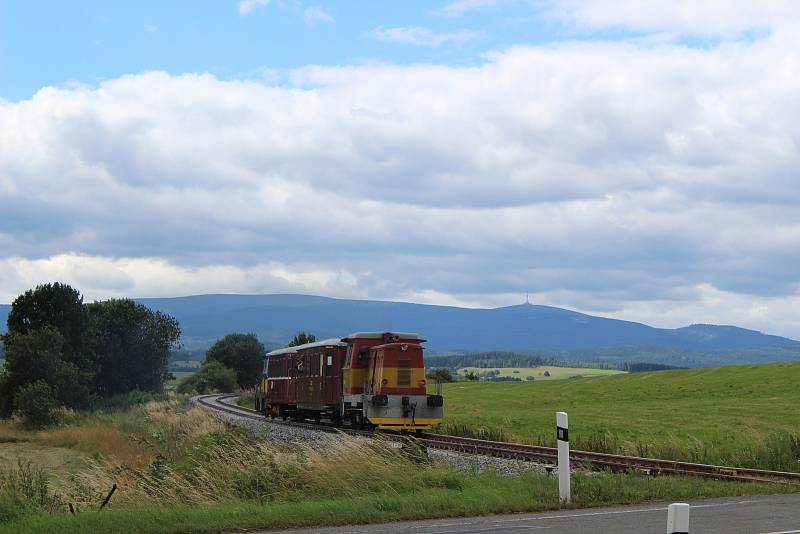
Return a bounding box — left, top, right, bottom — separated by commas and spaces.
458, 366, 625, 381
171, 360, 201, 368
440, 363, 800, 471
166, 371, 195, 389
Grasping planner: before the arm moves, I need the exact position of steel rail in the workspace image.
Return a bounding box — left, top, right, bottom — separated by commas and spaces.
194, 394, 800, 485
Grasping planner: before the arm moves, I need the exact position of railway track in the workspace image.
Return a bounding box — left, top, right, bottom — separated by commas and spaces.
194, 394, 800, 486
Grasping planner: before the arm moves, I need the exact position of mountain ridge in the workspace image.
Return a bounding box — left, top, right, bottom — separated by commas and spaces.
2, 295, 799, 366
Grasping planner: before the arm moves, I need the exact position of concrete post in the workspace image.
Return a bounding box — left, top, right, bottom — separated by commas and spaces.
667, 503, 690, 533
556, 411, 570, 503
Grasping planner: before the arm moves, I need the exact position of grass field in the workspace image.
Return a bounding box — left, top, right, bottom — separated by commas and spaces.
439, 362, 800, 471
2, 388, 797, 532
1, 364, 799, 531
458, 366, 626, 381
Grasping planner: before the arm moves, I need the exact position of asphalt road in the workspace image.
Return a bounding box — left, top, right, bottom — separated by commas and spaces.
255, 493, 800, 534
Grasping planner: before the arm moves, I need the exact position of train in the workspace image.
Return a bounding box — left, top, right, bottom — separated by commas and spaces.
255, 331, 444, 431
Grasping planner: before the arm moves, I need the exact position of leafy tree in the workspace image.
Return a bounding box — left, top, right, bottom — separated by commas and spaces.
0, 327, 91, 415
5, 283, 89, 370
287, 331, 316, 347
87, 299, 181, 397
463, 370, 480, 381
14, 380, 59, 428
426, 368, 454, 383
204, 333, 265, 389
176, 361, 238, 395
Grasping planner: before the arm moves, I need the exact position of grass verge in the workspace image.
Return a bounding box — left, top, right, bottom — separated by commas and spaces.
2, 471, 796, 534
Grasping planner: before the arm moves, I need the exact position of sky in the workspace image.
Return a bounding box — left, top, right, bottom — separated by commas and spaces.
1, 1, 800, 338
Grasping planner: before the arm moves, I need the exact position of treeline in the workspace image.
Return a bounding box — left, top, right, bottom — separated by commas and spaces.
0, 283, 180, 424
426, 351, 618, 371
621, 362, 684, 372
530, 345, 800, 368
427, 351, 695, 373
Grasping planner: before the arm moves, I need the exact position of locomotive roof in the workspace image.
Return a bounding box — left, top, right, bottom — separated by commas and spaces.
343, 331, 421, 339
265, 338, 347, 357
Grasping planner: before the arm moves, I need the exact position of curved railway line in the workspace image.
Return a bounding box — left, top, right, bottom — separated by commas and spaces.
195, 394, 800, 486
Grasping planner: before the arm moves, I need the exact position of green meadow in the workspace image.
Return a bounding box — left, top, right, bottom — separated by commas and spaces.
439, 362, 800, 471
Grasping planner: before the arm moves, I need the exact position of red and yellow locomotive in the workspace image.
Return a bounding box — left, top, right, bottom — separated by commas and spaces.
256, 332, 443, 430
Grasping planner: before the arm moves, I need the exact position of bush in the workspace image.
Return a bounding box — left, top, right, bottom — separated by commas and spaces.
463, 371, 479, 381
0, 459, 63, 522
14, 380, 60, 428
177, 362, 238, 395
426, 368, 454, 383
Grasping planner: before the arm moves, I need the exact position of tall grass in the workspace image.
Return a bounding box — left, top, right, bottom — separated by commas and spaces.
0, 460, 63, 522
236, 389, 256, 410
438, 421, 510, 442
67, 422, 463, 507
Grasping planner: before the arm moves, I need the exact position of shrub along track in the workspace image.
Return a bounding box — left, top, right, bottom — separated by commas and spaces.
195, 394, 800, 486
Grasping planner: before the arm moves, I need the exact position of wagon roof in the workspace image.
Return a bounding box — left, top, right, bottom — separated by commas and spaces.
265, 338, 346, 357
343, 331, 421, 340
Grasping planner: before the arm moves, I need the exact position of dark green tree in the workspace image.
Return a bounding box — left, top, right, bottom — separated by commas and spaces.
0, 327, 91, 415
287, 331, 316, 347
204, 333, 265, 389
463, 370, 480, 381
425, 368, 454, 383
5, 283, 90, 370
87, 299, 181, 397
14, 380, 59, 428
176, 361, 238, 395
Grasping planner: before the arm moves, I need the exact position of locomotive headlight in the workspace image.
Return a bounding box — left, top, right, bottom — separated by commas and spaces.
419, 379, 427, 386
381, 378, 388, 385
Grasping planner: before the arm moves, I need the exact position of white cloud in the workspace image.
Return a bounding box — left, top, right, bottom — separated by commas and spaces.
371, 26, 481, 47
304, 6, 333, 27
549, 0, 800, 36
0, 254, 363, 303
238, 0, 268, 15
3, 28, 800, 336
436, 0, 508, 17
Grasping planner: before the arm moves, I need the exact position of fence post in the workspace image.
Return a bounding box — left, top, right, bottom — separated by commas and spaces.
556, 411, 570, 503
667, 503, 690, 533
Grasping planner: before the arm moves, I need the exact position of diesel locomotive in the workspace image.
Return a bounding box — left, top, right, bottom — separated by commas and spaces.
255, 332, 444, 430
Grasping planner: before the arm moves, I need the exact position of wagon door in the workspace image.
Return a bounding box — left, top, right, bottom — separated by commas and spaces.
323, 348, 343, 405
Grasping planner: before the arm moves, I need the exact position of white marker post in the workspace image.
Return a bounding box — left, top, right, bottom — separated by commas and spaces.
667, 503, 690, 534
556, 411, 570, 503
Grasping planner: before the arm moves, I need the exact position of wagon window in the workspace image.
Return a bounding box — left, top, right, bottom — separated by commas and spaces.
325, 351, 333, 375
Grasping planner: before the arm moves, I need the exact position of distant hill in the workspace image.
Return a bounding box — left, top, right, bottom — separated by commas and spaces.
2, 294, 799, 367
